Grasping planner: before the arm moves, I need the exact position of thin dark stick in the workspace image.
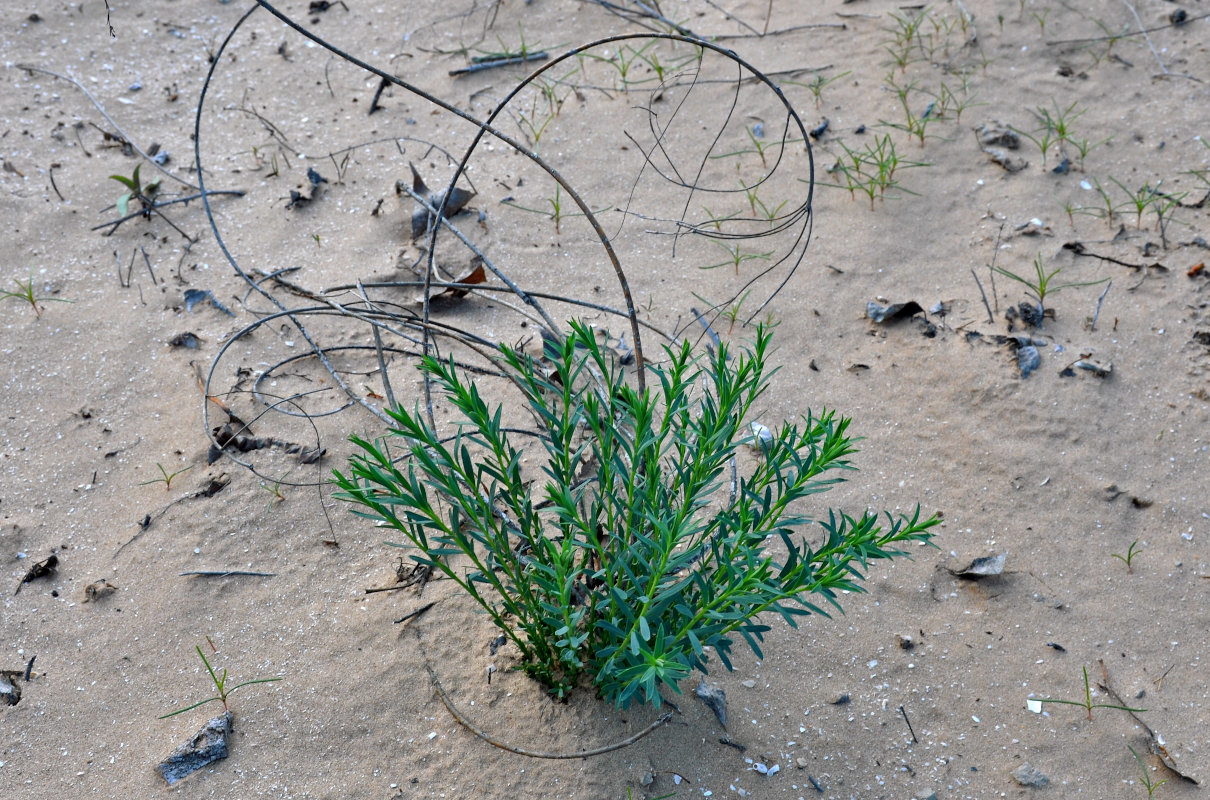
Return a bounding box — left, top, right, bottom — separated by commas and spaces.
92, 191, 245, 234
180, 570, 276, 578
449, 52, 549, 76
48, 165, 64, 201
425, 662, 672, 758
970, 268, 993, 323
898, 704, 918, 743
141, 247, 156, 286
1046, 10, 1209, 45
988, 223, 1004, 314
716, 22, 846, 39
393, 601, 436, 625
24, 655, 36, 681
368, 76, 389, 114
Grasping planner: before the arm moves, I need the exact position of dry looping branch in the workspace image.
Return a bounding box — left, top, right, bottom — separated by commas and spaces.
192, 0, 813, 491
425, 663, 674, 758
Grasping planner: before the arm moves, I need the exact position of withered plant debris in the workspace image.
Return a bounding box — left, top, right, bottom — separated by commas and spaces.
208, 424, 325, 465
168, 332, 204, 349
1017, 344, 1041, 378
404, 163, 475, 240
420, 262, 487, 305
183, 289, 234, 317
694, 679, 728, 728
83, 578, 119, 602
286, 168, 328, 210
1062, 241, 1169, 273
13, 554, 58, 595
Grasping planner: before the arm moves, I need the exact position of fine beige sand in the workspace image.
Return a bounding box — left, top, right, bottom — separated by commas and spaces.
2, 1, 1209, 798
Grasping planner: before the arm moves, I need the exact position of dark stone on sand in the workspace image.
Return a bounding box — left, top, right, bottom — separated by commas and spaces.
156, 711, 233, 785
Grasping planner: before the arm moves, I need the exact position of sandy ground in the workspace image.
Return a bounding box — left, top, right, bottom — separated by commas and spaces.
2, 0, 1210, 798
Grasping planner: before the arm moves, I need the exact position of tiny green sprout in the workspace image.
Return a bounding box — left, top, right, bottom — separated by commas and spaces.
159, 645, 282, 719
1033, 665, 1146, 722
1129, 745, 1167, 798
312, 232, 322, 246
1, 268, 73, 318
261, 471, 291, 514
139, 462, 194, 491
992, 254, 1108, 321
109, 163, 161, 217
1111, 540, 1142, 574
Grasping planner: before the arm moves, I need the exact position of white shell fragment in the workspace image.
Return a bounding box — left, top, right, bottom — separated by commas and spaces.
749, 422, 773, 449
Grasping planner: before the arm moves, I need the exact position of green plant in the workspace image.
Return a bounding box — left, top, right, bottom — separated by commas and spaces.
819, 133, 927, 209
702, 240, 773, 275
694, 289, 753, 335
261, 471, 291, 513
931, 78, 983, 123
159, 645, 282, 718
1030, 7, 1050, 34
1111, 539, 1142, 574
1, 268, 72, 318
1012, 101, 1098, 168
1088, 177, 1117, 227
139, 462, 194, 491
880, 76, 937, 146
1031, 665, 1146, 721
335, 323, 939, 707
1111, 177, 1155, 229
501, 184, 590, 234
798, 69, 850, 109
882, 7, 928, 71
1129, 746, 1167, 798
992, 254, 1108, 321
1149, 188, 1187, 249
110, 163, 161, 218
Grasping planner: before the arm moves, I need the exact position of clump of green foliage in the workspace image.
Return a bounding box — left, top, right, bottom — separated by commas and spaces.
336, 322, 939, 707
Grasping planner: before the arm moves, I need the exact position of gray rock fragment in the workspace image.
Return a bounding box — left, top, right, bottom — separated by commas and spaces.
156, 711, 233, 785
949, 552, 1006, 578
1011, 762, 1049, 787
984, 148, 1029, 172
977, 121, 1020, 149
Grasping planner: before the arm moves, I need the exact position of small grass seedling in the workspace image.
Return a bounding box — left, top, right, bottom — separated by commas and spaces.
1129, 745, 1167, 798
159, 645, 282, 719
1030, 665, 1146, 722
1, 268, 72, 318
992, 254, 1108, 322
694, 289, 753, 335
880, 75, 939, 146
502, 184, 585, 234
139, 462, 194, 491
261, 471, 291, 514
819, 133, 927, 209
702, 240, 772, 275
110, 163, 161, 218
1111, 539, 1142, 574
797, 69, 850, 109
1111, 177, 1155, 229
